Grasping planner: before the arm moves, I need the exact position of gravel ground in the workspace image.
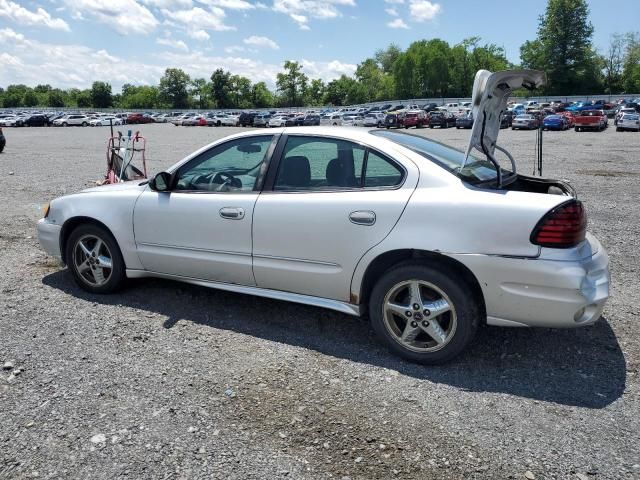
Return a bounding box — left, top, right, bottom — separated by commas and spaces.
0, 123, 639, 480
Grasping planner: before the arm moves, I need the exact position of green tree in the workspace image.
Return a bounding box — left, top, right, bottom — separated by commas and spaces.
622, 33, 640, 93
276, 60, 308, 107
251, 82, 274, 108
158, 68, 191, 108
23, 89, 39, 107
120, 84, 158, 109
76, 91, 92, 108
47, 90, 66, 108
190, 78, 210, 109
210, 68, 232, 108
228, 75, 252, 108
90, 81, 113, 108
375, 44, 402, 74
521, 0, 601, 94
305, 78, 326, 105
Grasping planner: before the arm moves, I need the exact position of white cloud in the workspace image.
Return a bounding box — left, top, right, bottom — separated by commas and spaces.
156, 37, 189, 51
142, 0, 192, 7
300, 58, 356, 81
188, 29, 210, 41
225, 45, 246, 53
160, 6, 234, 31
0, 0, 70, 31
67, 0, 159, 35
273, 0, 355, 29
385, 7, 398, 16
409, 0, 440, 22
384, 0, 404, 3
200, 0, 256, 9
243, 35, 279, 49
0, 52, 23, 66
387, 18, 408, 29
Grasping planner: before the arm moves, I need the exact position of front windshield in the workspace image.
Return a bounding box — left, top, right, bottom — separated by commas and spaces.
371, 130, 507, 185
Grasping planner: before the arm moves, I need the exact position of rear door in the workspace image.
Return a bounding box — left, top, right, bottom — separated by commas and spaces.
252, 134, 418, 302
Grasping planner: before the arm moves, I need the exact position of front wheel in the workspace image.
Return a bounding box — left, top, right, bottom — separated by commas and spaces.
65, 224, 126, 294
62, 122, 68, 127
369, 262, 480, 364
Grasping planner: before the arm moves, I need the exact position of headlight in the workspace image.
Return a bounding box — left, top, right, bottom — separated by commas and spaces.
43, 203, 50, 218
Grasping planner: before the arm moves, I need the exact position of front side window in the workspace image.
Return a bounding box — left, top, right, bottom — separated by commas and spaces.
274, 136, 404, 191
175, 135, 273, 192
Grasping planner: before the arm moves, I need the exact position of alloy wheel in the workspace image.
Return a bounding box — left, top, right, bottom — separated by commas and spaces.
382, 280, 457, 353
72, 234, 113, 287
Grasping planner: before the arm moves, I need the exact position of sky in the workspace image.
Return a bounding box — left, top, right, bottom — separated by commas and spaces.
0, 0, 638, 91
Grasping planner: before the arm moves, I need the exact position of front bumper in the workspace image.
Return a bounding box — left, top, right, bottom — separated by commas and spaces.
449, 234, 610, 328
37, 218, 63, 262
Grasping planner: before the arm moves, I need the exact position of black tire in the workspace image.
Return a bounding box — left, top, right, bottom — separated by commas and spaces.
369, 262, 480, 364
82, 122, 87, 127
65, 224, 126, 294
62, 122, 68, 127
575, 126, 579, 132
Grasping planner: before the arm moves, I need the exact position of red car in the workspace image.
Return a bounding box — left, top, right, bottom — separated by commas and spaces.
558, 111, 575, 127
127, 113, 154, 124
402, 110, 427, 129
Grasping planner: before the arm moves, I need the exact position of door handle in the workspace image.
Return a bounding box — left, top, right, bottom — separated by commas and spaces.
219, 207, 245, 220
349, 210, 376, 226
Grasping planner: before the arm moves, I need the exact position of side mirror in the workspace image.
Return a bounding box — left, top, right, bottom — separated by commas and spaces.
149, 171, 172, 192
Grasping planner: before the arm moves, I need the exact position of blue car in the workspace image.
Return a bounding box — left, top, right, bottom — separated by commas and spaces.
542, 115, 569, 131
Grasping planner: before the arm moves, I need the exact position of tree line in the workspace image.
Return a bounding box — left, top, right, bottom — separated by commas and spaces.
1, 0, 639, 110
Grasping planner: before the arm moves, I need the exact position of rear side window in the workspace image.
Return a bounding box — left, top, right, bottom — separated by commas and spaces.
273, 136, 404, 191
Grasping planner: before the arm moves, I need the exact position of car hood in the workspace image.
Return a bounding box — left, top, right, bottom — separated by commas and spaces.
81, 181, 148, 194
465, 69, 546, 164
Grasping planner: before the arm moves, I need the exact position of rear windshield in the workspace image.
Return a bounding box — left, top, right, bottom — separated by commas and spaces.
371, 130, 505, 185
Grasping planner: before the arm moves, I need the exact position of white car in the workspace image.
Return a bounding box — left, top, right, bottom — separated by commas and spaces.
267, 115, 289, 127
53, 114, 90, 127
37, 70, 610, 364
90, 116, 122, 126
320, 114, 343, 126
616, 113, 640, 132
0, 115, 20, 126
363, 113, 386, 127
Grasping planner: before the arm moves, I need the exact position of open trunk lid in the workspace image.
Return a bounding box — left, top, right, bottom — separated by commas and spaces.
464, 69, 546, 187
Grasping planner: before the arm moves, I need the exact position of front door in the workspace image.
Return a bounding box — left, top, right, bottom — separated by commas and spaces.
133, 134, 275, 286
252, 134, 418, 302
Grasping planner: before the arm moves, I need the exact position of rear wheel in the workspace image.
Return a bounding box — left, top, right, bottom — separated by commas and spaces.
62, 122, 68, 127
369, 262, 480, 364
65, 224, 126, 294
82, 122, 87, 127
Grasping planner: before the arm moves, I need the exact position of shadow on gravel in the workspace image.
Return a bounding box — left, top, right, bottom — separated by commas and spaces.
43, 271, 626, 409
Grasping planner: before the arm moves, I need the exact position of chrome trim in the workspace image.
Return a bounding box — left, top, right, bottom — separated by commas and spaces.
137, 242, 251, 257
125, 269, 361, 316
252, 253, 340, 267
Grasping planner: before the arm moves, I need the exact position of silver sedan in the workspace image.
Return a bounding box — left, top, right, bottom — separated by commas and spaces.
38, 71, 610, 364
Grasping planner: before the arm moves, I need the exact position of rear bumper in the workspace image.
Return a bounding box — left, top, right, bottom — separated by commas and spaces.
37, 219, 63, 262
449, 234, 610, 328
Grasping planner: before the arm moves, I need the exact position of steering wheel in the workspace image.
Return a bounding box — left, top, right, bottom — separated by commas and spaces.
210, 171, 242, 191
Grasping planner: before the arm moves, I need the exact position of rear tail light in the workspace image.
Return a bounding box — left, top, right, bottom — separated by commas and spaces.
531, 200, 587, 248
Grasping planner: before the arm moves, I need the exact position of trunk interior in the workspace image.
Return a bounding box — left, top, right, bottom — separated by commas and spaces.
503, 174, 575, 196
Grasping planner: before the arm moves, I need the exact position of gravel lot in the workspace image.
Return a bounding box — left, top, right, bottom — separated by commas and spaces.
1, 123, 639, 479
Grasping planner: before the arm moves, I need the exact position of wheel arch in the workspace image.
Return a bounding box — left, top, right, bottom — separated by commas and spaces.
59, 216, 119, 265
357, 249, 486, 320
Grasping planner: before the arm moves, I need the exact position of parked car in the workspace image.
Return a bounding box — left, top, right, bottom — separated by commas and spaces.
511, 114, 539, 130
402, 111, 427, 129
23, 114, 51, 127
341, 114, 364, 126
455, 112, 474, 129
53, 115, 90, 127
500, 111, 514, 128
0, 127, 5, 153
182, 116, 208, 127
542, 115, 569, 131
127, 113, 154, 124
268, 115, 290, 127
37, 81, 610, 365
171, 113, 195, 126
616, 113, 640, 132
428, 111, 456, 128
320, 114, 343, 126
574, 110, 607, 132
614, 107, 636, 126
558, 111, 575, 127
363, 113, 386, 127
302, 114, 321, 126
0, 115, 22, 127
285, 115, 305, 127
90, 116, 123, 126
239, 112, 258, 127
253, 114, 272, 127
421, 103, 439, 112
384, 113, 404, 129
